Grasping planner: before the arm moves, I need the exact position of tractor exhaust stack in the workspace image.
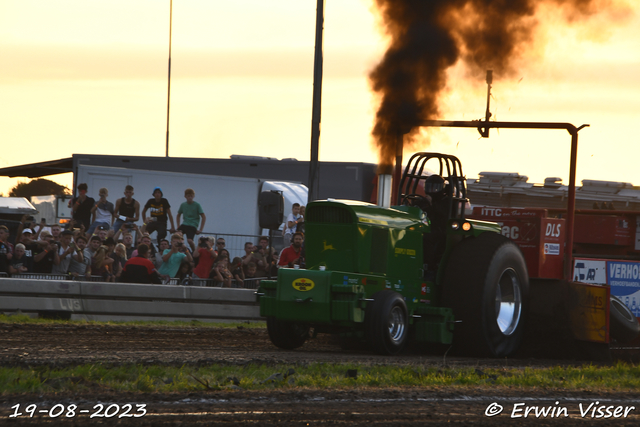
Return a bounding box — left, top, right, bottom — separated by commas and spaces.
378, 174, 393, 208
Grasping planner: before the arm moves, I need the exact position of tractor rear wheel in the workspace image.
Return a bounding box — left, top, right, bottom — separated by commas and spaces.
365, 290, 409, 355
442, 232, 529, 357
266, 317, 309, 350
610, 295, 640, 343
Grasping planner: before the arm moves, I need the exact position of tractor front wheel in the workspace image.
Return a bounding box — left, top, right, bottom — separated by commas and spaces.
266, 317, 310, 350
442, 232, 529, 357
365, 290, 409, 355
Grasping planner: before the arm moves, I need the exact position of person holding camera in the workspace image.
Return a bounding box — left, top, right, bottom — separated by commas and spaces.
33, 231, 56, 273
193, 236, 217, 279
52, 230, 75, 274
211, 253, 232, 288
69, 183, 95, 231
16, 214, 37, 239
248, 236, 277, 277
68, 235, 90, 279
87, 188, 114, 236
158, 233, 193, 279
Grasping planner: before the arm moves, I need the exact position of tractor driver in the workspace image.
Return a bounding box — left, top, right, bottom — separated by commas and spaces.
419, 175, 451, 279
406, 175, 450, 228
422, 174, 451, 229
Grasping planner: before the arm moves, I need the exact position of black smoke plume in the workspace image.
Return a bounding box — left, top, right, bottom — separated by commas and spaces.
370, 0, 615, 170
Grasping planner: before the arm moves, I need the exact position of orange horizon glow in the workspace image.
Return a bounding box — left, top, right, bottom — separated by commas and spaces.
1, 0, 639, 197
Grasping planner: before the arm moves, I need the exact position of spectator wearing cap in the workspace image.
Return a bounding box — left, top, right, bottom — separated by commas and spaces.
142, 187, 175, 245
69, 183, 95, 232
113, 185, 140, 233
176, 188, 206, 247
87, 188, 114, 236
19, 227, 38, 268
16, 214, 37, 239
52, 230, 75, 275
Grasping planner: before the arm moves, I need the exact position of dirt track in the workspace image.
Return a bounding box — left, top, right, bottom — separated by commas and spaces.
0, 323, 614, 368
2, 323, 640, 425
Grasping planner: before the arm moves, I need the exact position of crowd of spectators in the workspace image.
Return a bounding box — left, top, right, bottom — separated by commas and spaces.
0, 183, 308, 287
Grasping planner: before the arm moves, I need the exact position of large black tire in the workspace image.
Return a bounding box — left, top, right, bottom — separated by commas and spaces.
266, 317, 309, 350
442, 232, 529, 357
610, 295, 640, 343
365, 290, 409, 355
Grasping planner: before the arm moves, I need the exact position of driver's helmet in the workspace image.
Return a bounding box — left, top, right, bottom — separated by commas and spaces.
423, 174, 447, 195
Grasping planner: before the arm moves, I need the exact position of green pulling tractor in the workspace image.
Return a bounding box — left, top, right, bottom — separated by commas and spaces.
257, 153, 529, 357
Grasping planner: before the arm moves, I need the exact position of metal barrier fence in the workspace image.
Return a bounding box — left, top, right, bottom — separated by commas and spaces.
2, 273, 266, 289
10, 273, 104, 282
166, 277, 263, 289
0, 277, 261, 322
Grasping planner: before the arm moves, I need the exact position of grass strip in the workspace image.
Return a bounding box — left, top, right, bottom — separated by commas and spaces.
2, 362, 640, 394
0, 314, 265, 329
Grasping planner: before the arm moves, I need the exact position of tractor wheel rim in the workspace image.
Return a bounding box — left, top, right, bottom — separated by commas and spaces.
495, 268, 522, 336
388, 306, 406, 343
612, 299, 634, 322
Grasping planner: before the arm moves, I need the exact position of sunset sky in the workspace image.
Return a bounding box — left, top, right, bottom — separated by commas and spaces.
1, 0, 639, 197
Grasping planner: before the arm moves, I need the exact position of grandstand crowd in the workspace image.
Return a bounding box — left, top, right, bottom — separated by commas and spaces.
0, 183, 306, 287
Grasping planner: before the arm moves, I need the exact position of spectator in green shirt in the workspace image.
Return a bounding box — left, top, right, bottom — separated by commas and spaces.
177, 188, 206, 248
158, 233, 194, 279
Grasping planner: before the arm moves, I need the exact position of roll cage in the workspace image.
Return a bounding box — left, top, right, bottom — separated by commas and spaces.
398, 152, 468, 222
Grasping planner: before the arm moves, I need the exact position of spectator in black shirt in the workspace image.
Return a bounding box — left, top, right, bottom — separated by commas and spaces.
69, 183, 95, 232
142, 187, 175, 245
33, 231, 56, 273
113, 185, 140, 233
19, 228, 38, 268
9, 243, 32, 274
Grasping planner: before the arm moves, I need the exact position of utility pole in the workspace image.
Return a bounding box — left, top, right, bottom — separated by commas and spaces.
308, 0, 325, 201
165, 0, 173, 157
